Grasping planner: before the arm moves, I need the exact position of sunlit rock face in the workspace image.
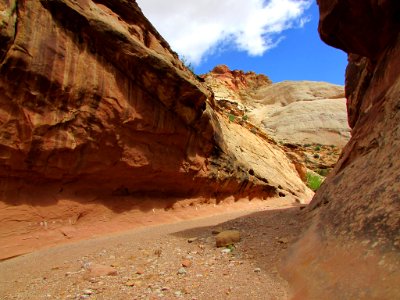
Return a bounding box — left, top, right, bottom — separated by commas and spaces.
282, 0, 400, 298
0, 0, 311, 259
203, 65, 351, 147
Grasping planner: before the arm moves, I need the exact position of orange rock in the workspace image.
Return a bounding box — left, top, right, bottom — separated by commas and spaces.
0, 0, 313, 261
88, 264, 117, 277
181, 259, 192, 268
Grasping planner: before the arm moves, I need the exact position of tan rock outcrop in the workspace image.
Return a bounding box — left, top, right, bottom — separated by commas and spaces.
282, 1, 400, 298
0, 0, 311, 259
203, 66, 351, 147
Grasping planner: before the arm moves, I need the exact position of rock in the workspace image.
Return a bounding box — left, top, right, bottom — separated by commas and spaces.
254, 268, 261, 273
203, 65, 350, 147
87, 264, 117, 277
187, 237, 198, 243
0, 0, 312, 260
221, 249, 231, 254
282, 1, 400, 299
277, 238, 289, 244
215, 230, 241, 247
125, 280, 136, 287
174, 291, 183, 297
135, 267, 145, 275
181, 259, 192, 268
82, 289, 93, 295
177, 268, 187, 275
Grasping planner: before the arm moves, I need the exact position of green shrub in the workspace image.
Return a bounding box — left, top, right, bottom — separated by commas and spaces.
228, 114, 235, 122
306, 172, 323, 191
314, 145, 321, 151
242, 115, 248, 121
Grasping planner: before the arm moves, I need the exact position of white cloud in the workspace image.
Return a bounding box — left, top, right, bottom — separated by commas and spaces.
137, 0, 312, 65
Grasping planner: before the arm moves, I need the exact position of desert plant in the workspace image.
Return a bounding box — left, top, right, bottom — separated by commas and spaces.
228, 114, 235, 122
242, 115, 249, 121
180, 55, 195, 74
314, 145, 321, 151
306, 172, 323, 191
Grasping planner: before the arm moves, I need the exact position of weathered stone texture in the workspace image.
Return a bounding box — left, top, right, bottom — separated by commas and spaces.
283, 1, 400, 298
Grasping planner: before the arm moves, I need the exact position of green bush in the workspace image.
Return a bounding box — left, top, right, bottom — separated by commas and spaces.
314, 145, 321, 151
242, 115, 249, 121
228, 114, 235, 122
306, 172, 323, 191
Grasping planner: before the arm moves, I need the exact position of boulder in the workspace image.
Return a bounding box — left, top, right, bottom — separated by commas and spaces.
215, 230, 241, 247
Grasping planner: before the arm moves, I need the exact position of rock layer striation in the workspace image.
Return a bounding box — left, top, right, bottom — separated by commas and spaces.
203, 65, 351, 147
282, 1, 400, 298
0, 0, 311, 258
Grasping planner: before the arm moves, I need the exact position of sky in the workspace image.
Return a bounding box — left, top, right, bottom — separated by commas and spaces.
137, 0, 347, 85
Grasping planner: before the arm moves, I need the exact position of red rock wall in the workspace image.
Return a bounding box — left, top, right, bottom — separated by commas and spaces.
0, 0, 216, 195
282, 1, 400, 298
0, 0, 312, 258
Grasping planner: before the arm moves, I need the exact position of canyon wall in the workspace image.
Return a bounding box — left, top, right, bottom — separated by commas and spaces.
203, 65, 351, 147
283, 0, 400, 298
0, 0, 311, 259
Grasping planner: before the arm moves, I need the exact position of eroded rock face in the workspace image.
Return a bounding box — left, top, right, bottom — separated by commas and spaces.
203, 65, 351, 147
282, 1, 400, 298
0, 0, 311, 258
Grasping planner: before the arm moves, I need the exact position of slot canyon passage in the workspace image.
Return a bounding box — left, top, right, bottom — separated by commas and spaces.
0, 0, 399, 299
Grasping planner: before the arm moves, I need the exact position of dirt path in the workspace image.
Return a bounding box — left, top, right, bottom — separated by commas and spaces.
0, 199, 306, 300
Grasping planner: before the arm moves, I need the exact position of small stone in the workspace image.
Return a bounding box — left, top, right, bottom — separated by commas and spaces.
136, 267, 145, 275
181, 259, 192, 268
221, 248, 231, 254
174, 291, 183, 297
82, 289, 93, 295
215, 230, 241, 247
188, 237, 198, 243
254, 268, 261, 273
277, 237, 289, 244
177, 267, 187, 275
125, 280, 136, 287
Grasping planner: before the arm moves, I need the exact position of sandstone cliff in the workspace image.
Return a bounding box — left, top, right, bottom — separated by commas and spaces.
0, 0, 311, 259
282, 1, 400, 298
203, 65, 351, 147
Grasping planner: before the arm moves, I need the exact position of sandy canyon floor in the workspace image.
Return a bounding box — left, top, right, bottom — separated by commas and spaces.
0, 198, 307, 300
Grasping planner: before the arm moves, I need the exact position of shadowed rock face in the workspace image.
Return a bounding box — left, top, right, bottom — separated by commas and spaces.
0, 0, 311, 258
282, 0, 400, 298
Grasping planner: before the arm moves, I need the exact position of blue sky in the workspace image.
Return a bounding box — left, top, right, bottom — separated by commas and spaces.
138, 0, 347, 85
194, 3, 347, 85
